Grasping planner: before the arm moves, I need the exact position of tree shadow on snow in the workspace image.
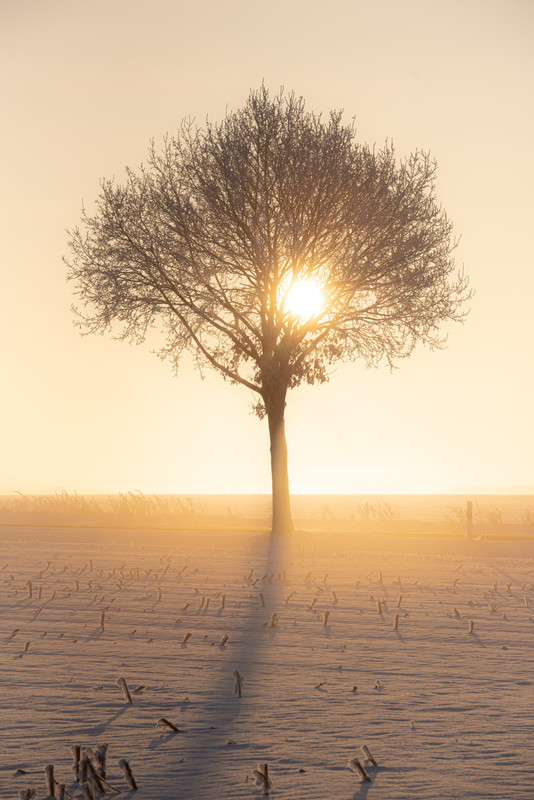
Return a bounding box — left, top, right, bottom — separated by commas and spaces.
165, 531, 288, 797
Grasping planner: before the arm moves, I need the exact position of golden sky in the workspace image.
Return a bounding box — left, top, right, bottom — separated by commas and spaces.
1, 0, 533, 495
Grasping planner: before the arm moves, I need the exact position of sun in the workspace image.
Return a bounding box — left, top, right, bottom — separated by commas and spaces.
285, 279, 324, 321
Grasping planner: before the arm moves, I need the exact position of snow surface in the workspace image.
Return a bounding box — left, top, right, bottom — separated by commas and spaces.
1, 526, 534, 799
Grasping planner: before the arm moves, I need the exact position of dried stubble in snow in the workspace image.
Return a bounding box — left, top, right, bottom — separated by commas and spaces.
85, 758, 106, 794
90, 743, 108, 778
44, 764, 55, 797
156, 717, 180, 732
71, 744, 81, 779
119, 758, 138, 790
362, 744, 378, 765
233, 670, 243, 697
252, 763, 273, 795
348, 757, 372, 782
116, 676, 133, 703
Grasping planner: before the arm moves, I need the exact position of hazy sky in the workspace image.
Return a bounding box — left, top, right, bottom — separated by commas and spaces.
1, 0, 533, 495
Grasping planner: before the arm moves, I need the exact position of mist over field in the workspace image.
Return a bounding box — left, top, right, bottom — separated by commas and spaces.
1, 493, 533, 539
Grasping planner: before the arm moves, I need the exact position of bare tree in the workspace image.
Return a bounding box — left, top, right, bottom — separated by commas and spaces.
66, 87, 471, 535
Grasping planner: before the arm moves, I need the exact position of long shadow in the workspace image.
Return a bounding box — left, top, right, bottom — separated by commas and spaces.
393, 629, 405, 643
349, 780, 372, 800
346, 763, 418, 800
84, 628, 104, 643
166, 531, 288, 797
82, 704, 132, 735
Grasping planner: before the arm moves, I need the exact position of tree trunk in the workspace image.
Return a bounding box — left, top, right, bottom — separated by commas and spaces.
266, 391, 294, 535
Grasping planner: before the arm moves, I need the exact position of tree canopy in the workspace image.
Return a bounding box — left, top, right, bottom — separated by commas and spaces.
66, 87, 471, 533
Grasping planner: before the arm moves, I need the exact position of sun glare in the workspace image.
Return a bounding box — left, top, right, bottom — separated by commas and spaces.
285, 279, 324, 321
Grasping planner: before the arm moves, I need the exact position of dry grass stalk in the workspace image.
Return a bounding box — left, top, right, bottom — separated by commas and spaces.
233, 670, 243, 697
348, 757, 371, 782
252, 763, 272, 795
156, 717, 180, 732
119, 759, 137, 790
70, 745, 81, 780
78, 755, 89, 783
85, 759, 106, 794
116, 676, 133, 703
361, 744, 378, 765
393, 614, 399, 630
44, 764, 55, 796
93, 743, 108, 778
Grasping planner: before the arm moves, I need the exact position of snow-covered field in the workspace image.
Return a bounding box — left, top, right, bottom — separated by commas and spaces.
2, 525, 534, 799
